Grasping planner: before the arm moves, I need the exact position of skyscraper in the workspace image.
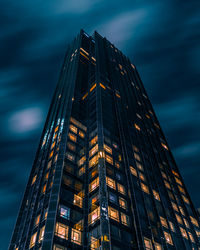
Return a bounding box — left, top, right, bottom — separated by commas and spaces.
9, 30, 200, 250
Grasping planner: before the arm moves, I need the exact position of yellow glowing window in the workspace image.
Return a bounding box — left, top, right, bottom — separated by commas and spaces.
91, 168, 98, 178
45, 172, 49, 180
115, 162, 120, 169
73, 194, 83, 208
183, 218, 189, 228
71, 228, 82, 245
172, 170, 179, 177
134, 153, 141, 161
35, 214, 40, 226
121, 213, 129, 226
104, 144, 112, 154
66, 152, 75, 162
106, 177, 116, 189
108, 206, 119, 222
32, 175, 37, 185
82, 92, 88, 100
54, 154, 58, 163
89, 155, 98, 168
90, 136, 97, 146
164, 231, 173, 245
131, 64, 135, 69
160, 217, 168, 228
136, 162, 143, 171
78, 166, 85, 176
164, 181, 171, 189
144, 237, 153, 249
67, 142, 76, 151
55, 222, 68, 239
38, 226, 45, 243
161, 171, 167, 179
29, 232, 37, 248
89, 177, 99, 192
153, 190, 160, 201
141, 183, 149, 194
55, 126, 59, 133
80, 47, 89, 56
51, 141, 55, 149
178, 186, 186, 194
188, 232, 195, 243
169, 221, 175, 232
161, 143, 168, 150
42, 184, 47, 194
88, 207, 100, 225
175, 177, 182, 186
80, 51, 89, 60
190, 216, 199, 227
171, 202, 178, 212
100, 83, 106, 90
90, 83, 96, 92
91, 56, 96, 61
145, 114, 150, 119
69, 124, 77, 134
70, 117, 87, 131
78, 130, 85, 138
54, 133, 57, 140
134, 123, 141, 131
115, 93, 121, 98
130, 166, 137, 176
77, 156, 86, 166
49, 151, 54, 159
133, 145, 139, 152
182, 195, 190, 204
68, 133, 77, 142
119, 197, 127, 209
139, 172, 146, 182
105, 154, 113, 165
117, 183, 125, 195
89, 144, 98, 157
154, 242, 162, 250
180, 227, 188, 239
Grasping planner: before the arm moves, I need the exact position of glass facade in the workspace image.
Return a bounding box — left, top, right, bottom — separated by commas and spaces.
9, 30, 200, 250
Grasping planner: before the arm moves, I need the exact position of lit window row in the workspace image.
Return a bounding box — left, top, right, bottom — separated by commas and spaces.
29, 226, 45, 248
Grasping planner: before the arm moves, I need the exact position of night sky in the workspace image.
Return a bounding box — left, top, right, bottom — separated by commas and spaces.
1, 1, 200, 249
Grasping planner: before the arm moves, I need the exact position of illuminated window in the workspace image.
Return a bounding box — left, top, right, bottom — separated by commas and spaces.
53, 244, 65, 250
42, 184, 47, 194
115, 93, 121, 98
73, 194, 83, 208
161, 171, 167, 179
90, 83, 97, 92
47, 160, 52, 170
115, 162, 120, 169
108, 206, 119, 222
183, 218, 190, 228
29, 232, 37, 248
169, 221, 175, 232
77, 156, 86, 166
164, 181, 171, 189
78, 130, 85, 138
90, 136, 97, 146
182, 195, 190, 204
54, 133, 57, 140
78, 166, 85, 176
67, 142, 76, 151
180, 227, 188, 239
134, 153, 141, 161
68, 133, 77, 142
190, 216, 199, 227
121, 213, 129, 226
89, 177, 99, 192
82, 92, 88, 100
179, 206, 185, 216
69, 125, 77, 134
119, 197, 127, 209
88, 207, 100, 225
54, 153, 58, 163
35, 214, 40, 226
32, 175, 37, 185
154, 242, 162, 250
141, 183, 149, 194
91, 167, 98, 178
175, 214, 183, 225
55, 222, 68, 239
130, 166, 137, 176
178, 186, 186, 194
160, 217, 168, 228
89, 145, 98, 157
117, 183, 125, 195
106, 177, 116, 189
188, 232, 195, 243
144, 237, 153, 249
175, 177, 182, 186
104, 144, 112, 154
80, 47, 89, 55
139, 172, 146, 182
136, 162, 143, 171
171, 202, 178, 212
164, 231, 173, 245
161, 143, 168, 150
89, 155, 98, 168
66, 152, 75, 162
71, 228, 82, 245
45, 172, 49, 180
59, 205, 70, 220
134, 123, 141, 131
51, 141, 55, 149
153, 190, 160, 201
105, 154, 113, 165
38, 226, 45, 243
172, 170, 179, 177
49, 151, 54, 159
55, 126, 59, 133
100, 83, 106, 90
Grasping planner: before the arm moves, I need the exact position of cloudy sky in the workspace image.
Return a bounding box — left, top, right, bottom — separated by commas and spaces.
1, 0, 200, 248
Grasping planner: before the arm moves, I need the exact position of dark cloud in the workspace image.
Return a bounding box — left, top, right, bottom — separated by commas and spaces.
0, 0, 200, 249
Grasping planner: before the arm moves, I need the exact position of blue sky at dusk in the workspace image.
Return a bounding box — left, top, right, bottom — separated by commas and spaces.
0, 0, 200, 249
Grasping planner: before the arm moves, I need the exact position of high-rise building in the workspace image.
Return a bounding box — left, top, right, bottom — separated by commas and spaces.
9, 30, 200, 250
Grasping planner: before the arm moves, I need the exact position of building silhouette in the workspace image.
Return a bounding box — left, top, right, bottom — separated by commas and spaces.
9, 30, 200, 250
